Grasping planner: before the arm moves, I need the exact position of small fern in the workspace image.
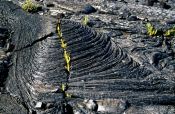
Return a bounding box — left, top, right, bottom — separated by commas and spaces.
64, 50, 71, 72
57, 19, 72, 98
164, 27, 175, 37
61, 83, 67, 91
57, 22, 62, 38
65, 93, 72, 98
60, 39, 67, 49
146, 23, 157, 36
22, 0, 39, 13
81, 15, 89, 25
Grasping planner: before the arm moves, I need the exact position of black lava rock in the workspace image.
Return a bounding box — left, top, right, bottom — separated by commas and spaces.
0, 61, 8, 87
151, 52, 169, 66
0, 28, 8, 40
127, 15, 139, 21
166, 19, 175, 24
0, 28, 8, 48
119, 9, 131, 19
146, 0, 157, 6
160, 1, 171, 9
81, 4, 97, 14
108, 30, 123, 37
46, 2, 55, 7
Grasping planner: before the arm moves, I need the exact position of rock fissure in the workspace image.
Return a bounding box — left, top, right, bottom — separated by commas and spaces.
56, 19, 72, 101
14, 32, 54, 52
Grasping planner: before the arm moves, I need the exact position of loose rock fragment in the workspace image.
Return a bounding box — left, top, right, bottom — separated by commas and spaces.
84, 99, 97, 111
35, 102, 43, 109
96, 99, 127, 113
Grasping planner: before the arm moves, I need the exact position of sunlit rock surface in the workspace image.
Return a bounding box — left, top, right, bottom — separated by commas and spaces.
0, 0, 175, 114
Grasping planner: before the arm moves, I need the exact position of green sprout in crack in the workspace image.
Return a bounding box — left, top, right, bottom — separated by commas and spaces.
61, 83, 67, 92
65, 93, 72, 98
81, 15, 89, 26
146, 23, 158, 36
22, 0, 39, 13
164, 27, 175, 37
60, 84, 72, 98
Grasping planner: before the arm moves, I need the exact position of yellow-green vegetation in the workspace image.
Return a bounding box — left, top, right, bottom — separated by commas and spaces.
60, 84, 72, 98
57, 19, 71, 73
164, 27, 175, 37
61, 83, 67, 92
81, 15, 89, 25
65, 93, 72, 98
57, 20, 62, 37
146, 23, 157, 36
146, 23, 175, 37
22, 0, 38, 12
60, 39, 67, 49
57, 19, 72, 97
64, 50, 71, 72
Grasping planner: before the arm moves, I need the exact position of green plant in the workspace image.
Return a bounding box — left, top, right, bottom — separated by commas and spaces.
57, 19, 72, 98
61, 84, 67, 91
60, 84, 72, 98
57, 20, 62, 38
81, 15, 89, 25
164, 27, 175, 37
57, 19, 71, 73
146, 23, 158, 36
60, 39, 67, 49
65, 93, 72, 98
22, 0, 38, 13
64, 50, 71, 72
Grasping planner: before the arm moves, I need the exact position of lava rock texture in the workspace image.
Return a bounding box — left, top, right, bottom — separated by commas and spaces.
0, 0, 175, 114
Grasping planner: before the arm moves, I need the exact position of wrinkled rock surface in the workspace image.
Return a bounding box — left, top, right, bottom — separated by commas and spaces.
0, 0, 175, 114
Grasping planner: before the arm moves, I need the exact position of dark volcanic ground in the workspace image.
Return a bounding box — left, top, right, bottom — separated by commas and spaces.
0, 0, 175, 114
19, 0, 175, 74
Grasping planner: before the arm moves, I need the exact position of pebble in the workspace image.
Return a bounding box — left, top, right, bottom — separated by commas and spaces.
35, 102, 43, 109
127, 15, 139, 21
74, 111, 81, 114
96, 99, 127, 113
84, 99, 97, 111
38, 12, 44, 15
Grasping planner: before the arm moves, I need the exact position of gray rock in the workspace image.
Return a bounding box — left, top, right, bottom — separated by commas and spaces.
108, 30, 123, 37
84, 99, 97, 111
35, 102, 44, 109
0, 0, 175, 114
0, 28, 8, 39
124, 105, 175, 114
127, 15, 139, 21
81, 4, 97, 14
0, 94, 28, 114
166, 18, 175, 24
96, 99, 127, 113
